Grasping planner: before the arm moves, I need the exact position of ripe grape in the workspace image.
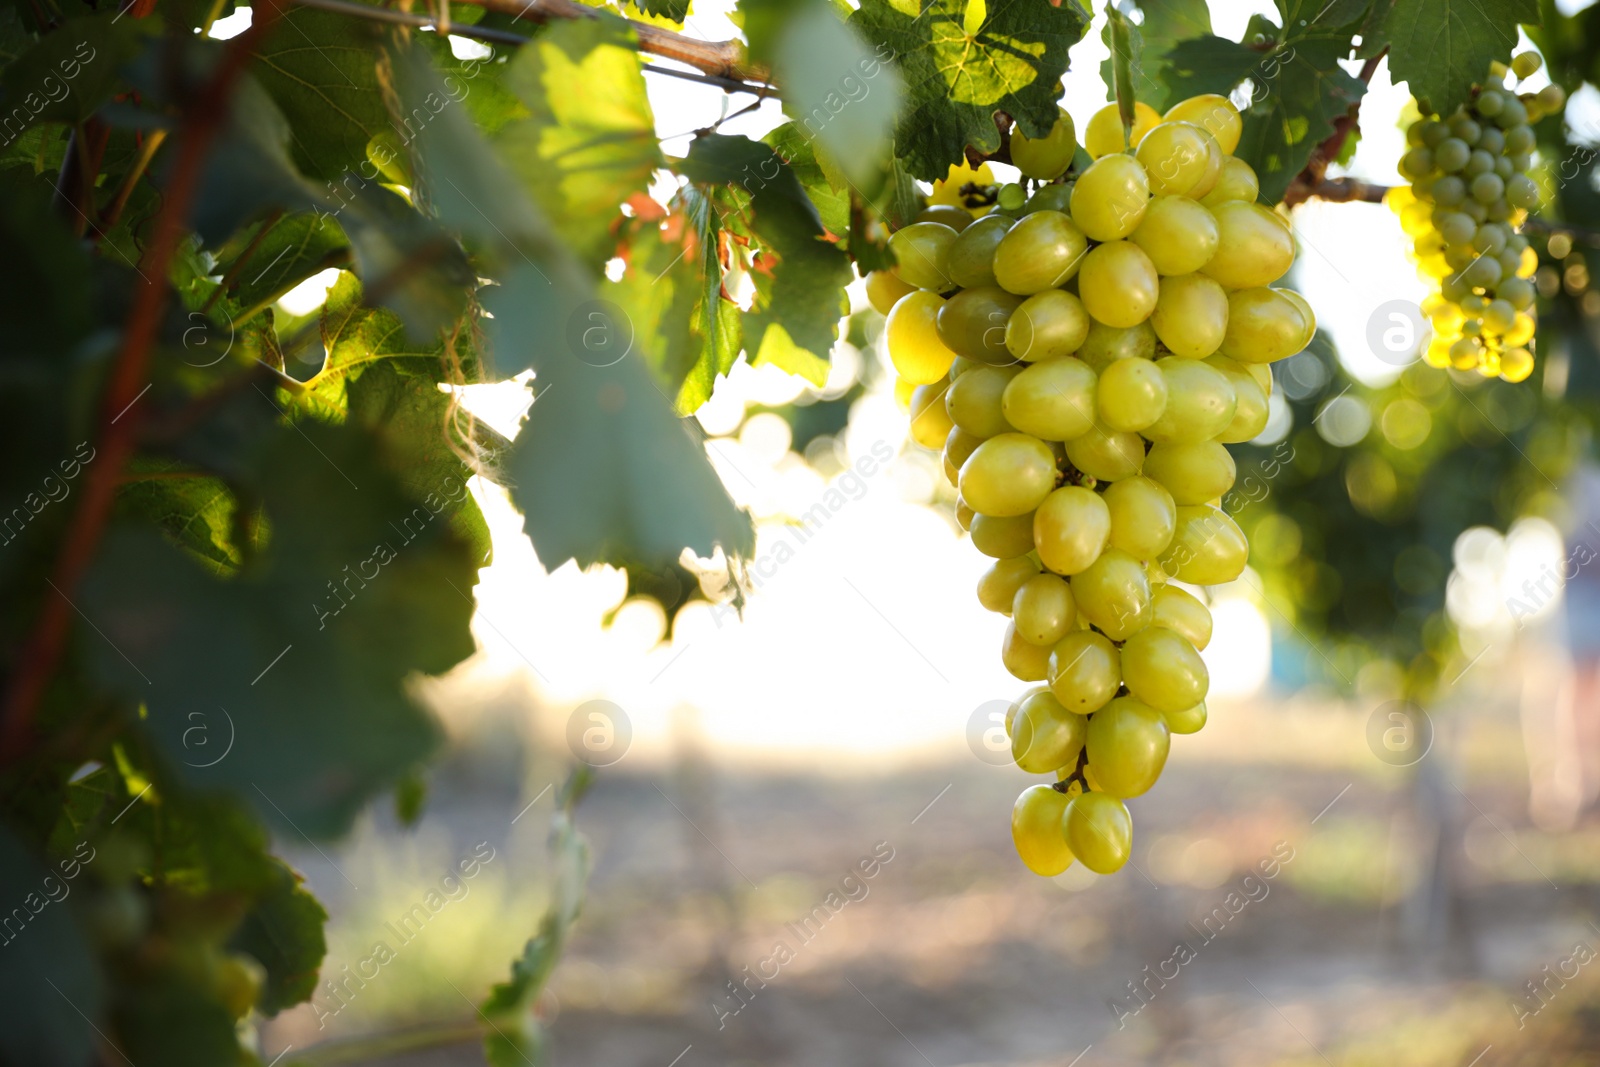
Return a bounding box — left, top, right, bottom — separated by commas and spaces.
1013, 572, 1076, 645
1069, 548, 1152, 640
1001, 621, 1053, 681
1202, 201, 1295, 289
945, 364, 1017, 438
1150, 584, 1211, 650
960, 433, 1058, 516
1034, 486, 1109, 575
1103, 476, 1176, 559
977, 555, 1040, 614
1131, 196, 1219, 276
1006, 289, 1091, 361
1096, 356, 1168, 432
1150, 272, 1228, 358
970, 510, 1037, 558
885, 290, 959, 383
1071, 155, 1152, 242
1012, 785, 1074, 876
887, 221, 960, 290
1120, 625, 1209, 712
1084, 696, 1170, 797
1163, 94, 1242, 155
1064, 419, 1145, 481
1135, 120, 1221, 198
948, 214, 1015, 289
993, 210, 1089, 294
937, 286, 1026, 363
1010, 689, 1087, 772
1048, 630, 1120, 713
1002, 357, 1098, 441
1078, 240, 1160, 327
908, 381, 953, 449
1142, 440, 1237, 504
866, 270, 917, 315
1011, 107, 1079, 180
1084, 101, 1161, 158
1065, 791, 1132, 873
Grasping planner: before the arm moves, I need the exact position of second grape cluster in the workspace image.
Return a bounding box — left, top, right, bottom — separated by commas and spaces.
871, 95, 1316, 878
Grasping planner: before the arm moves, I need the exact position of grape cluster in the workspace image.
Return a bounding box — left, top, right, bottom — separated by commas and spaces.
1388, 50, 1561, 383
870, 95, 1316, 878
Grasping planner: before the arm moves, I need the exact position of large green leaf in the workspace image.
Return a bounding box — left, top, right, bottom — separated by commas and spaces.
849, 0, 1090, 179
82, 419, 479, 839
212, 212, 351, 316
497, 17, 662, 266
0, 13, 147, 129
1161, 2, 1369, 203
252, 7, 388, 182
1104, 0, 1212, 110
680, 133, 851, 385
1375, 0, 1539, 113
746, 0, 903, 187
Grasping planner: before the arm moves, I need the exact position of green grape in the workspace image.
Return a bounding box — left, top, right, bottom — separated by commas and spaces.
887, 221, 960, 290
971, 511, 1037, 558
1163, 93, 1243, 155
1471, 172, 1505, 203
1012, 107, 1078, 180
1103, 476, 1177, 560
1097, 356, 1168, 432
1222, 286, 1310, 366
1141, 359, 1237, 443
1064, 420, 1146, 481
947, 214, 1014, 289
885, 290, 959, 384
1511, 50, 1543, 79
1002, 621, 1053, 681
1499, 276, 1535, 309
1013, 572, 1077, 645
1085, 696, 1171, 797
960, 433, 1058, 516
1433, 137, 1470, 173
977, 555, 1040, 614
1159, 504, 1248, 584
1001, 358, 1098, 441
946, 364, 1019, 439
1505, 173, 1539, 210
1064, 791, 1132, 874
1202, 201, 1295, 289
1200, 157, 1259, 209
908, 380, 954, 449
1011, 689, 1087, 772
937, 286, 1026, 364
1120, 625, 1209, 712
1206, 355, 1270, 443
1048, 630, 1120, 713
1079, 240, 1161, 328
1150, 584, 1211, 650
1006, 290, 1092, 362
1084, 100, 1162, 158
1071, 153, 1152, 241
1143, 440, 1237, 505
916, 203, 975, 231
1069, 548, 1152, 640
865, 270, 917, 315
215, 952, 267, 1021
1025, 183, 1075, 215
1034, 486, 1110, 575
956, 498, 974, 531
1163, 701, 1208, 735
1150, 272, 1229, 358
1012, 785, 1074, 876
1135, 120, 1220, 198
993, 210, 1090, 295
1076, 320, 1157, 371
1130, 196, 1219, 276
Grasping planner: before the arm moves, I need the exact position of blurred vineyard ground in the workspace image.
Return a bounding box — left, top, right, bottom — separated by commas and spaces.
255, 649, 1600, 1067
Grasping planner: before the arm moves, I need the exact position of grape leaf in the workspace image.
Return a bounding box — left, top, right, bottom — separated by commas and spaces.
745, 0, 903, 187
633, 0, 691, 22
497, 17, 662, 266
390, 43, 590, 381
0, 13, 147, 129
335, 182, 476, 344
213, 212, 350, 317
114, 461, 241, 575
680, 133, 851, 385
1374, 0, 1538, 114
252, 7, 388, 182
848, 0, 1090, 180
1160, 4, 1368, 204
82, 417, 479, 839
1105, 0, 1212, 110
230, 861, 328, 1015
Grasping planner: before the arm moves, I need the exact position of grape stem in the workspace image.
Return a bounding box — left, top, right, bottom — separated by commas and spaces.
1053, 746, 1090, 793
1282, 48, 1388, 208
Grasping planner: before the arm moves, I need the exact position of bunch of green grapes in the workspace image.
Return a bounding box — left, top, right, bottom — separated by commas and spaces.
1388, 50, 1562, 383
870, 94, 1316, 878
